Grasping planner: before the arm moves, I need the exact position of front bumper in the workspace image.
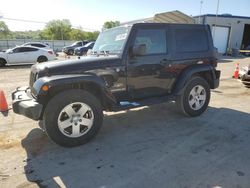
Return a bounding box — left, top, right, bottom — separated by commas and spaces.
74, 50, 81, 55
12, 87, 43, 120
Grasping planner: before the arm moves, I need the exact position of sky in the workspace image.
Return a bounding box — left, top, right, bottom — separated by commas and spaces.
0, 0, 250, 31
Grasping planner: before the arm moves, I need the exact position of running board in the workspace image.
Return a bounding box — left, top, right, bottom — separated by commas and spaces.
113, 95, 175, 112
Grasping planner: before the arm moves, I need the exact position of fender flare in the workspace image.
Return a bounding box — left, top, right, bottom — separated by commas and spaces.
172, 64, 217, 95
32, 74, 117, 109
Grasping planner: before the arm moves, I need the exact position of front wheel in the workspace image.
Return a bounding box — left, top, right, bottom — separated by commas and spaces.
0, 59, 7, 67
176, 76, 210, 117
43, 89, 103, 147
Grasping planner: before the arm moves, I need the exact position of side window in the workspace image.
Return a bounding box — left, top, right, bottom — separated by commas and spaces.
12, 48, 21, 53
32, 43, 45, 48
175, 29, 208, 53
26, 47, 38, 52
134, 29, 167, 55
18, 47, 38, 52
14, 47, 28, 53
77, 42, 82, 46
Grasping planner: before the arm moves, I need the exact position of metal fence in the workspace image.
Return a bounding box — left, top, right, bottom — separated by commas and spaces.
0, 39, 76, 52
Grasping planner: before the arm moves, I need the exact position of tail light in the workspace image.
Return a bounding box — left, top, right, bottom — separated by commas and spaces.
48, 50, 54, 55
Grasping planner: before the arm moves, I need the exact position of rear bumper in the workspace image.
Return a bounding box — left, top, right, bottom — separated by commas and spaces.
12, 87, 43, 120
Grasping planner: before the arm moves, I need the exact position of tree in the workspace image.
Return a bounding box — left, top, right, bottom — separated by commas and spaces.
0, 21, 11, 39
69, 28, 86, 40
41, 19, 72, 40
69, 29, 100, 41
102, 21, 120, 30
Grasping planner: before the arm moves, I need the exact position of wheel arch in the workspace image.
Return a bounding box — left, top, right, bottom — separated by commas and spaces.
33, 74, 117, 119
37, 55, 48, 62
0, 57, 7, 66
172, 64, 217, 95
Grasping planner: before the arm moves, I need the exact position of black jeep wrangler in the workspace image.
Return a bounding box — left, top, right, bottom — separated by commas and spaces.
12, 23, 220, 147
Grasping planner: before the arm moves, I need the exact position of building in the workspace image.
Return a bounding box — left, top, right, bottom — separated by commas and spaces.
194, 14, 250, 54
121, 10, 195, 25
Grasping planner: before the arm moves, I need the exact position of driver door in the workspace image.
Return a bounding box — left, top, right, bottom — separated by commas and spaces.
127, 26, 173, 99
7, 47, 28, 64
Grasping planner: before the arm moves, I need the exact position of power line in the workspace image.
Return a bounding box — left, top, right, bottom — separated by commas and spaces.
0, 16, 97, 31
3, 17, 47, 24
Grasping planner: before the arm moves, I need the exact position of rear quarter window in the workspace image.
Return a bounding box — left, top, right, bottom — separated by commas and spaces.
32, 44, 46, 48
175, 29, 208, 53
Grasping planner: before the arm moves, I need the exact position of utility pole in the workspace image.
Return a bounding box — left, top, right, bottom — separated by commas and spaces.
213, 0, 220, 38
198, 1, 204, 24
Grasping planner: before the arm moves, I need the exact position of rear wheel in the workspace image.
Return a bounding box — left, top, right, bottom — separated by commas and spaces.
176, 76, 210, 117
43, 89, 103, 147
37, 56, 48, 63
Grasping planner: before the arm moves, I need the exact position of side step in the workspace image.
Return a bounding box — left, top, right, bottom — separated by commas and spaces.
113, 95, 175, 112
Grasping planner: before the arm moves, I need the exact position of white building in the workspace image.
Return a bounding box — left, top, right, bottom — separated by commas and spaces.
194, 14, 250, 54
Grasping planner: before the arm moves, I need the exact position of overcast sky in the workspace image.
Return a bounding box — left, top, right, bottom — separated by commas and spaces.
0, 0, 249, 31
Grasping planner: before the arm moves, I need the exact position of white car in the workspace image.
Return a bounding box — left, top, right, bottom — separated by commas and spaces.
22, 42, 51, 49
0, 46, 56, 66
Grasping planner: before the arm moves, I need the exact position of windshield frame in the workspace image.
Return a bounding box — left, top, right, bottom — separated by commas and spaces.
92, 25, 131, 56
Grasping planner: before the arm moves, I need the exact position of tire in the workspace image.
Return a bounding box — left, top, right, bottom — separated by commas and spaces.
43, 89, 103, 147
37, 56, 48, 63
0, 58, 7, 67
68, 49, 74, 55
176, 76, 210, 117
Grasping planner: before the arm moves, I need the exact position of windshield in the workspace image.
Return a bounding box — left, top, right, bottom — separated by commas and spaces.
72, 42, 80, 46
92, 26, 131, 54
84, 42, 94, 47
5, 48, 13, 53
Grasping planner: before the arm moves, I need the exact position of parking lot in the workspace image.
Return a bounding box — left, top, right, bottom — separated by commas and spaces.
0, 56, 250, 188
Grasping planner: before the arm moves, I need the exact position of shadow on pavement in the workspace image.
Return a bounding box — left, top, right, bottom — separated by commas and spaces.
21, 105, 250, 188
0, 64, 32, 69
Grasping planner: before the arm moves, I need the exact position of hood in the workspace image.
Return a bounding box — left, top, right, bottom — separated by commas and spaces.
32, 55, 121, 77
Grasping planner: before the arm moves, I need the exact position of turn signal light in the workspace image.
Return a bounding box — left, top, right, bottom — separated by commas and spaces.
42, 85, 49, 91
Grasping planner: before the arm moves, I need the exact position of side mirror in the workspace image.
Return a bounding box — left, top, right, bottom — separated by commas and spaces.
132, 44, 146, 56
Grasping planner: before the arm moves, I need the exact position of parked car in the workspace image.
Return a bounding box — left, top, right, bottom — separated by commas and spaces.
243, 45, 250, 56
74, 42, 95, 56
12, 23, 220, 147
239, 64, 250, 86
62, 41, 89, 55
0, 46, 56, 66
22, 42, 51, 50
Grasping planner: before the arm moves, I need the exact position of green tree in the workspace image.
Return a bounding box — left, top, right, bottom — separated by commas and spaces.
12, 30, 42, 39
69, 29, 86, 40
0, 21, 11, 39
42, 19, 72, 40
69, 29, 100, 41
102, 21, 120, 30
91, 31, 100, 40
